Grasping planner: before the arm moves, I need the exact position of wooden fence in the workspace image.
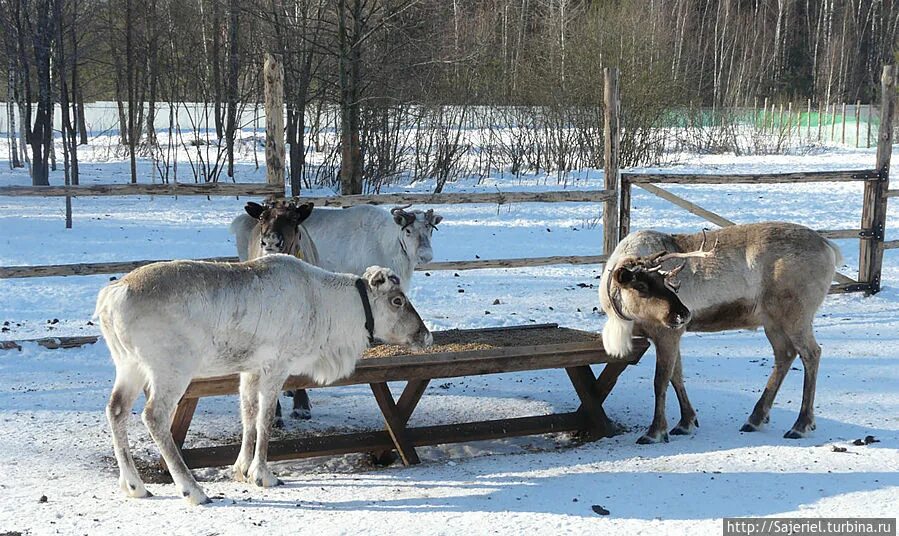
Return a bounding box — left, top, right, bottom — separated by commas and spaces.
0, 62, 620, 283
617, 65, 896, 295
0, 64, 895, 299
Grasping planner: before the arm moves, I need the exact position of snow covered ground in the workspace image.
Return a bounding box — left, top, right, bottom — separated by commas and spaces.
1, 143, 898, 534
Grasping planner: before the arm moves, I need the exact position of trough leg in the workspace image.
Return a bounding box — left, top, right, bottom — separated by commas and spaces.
593, 361, 630, 405
370, 379, 429, 466
566, 365, 616, 439
370, 382, 423, 466
171, 397, 199, 450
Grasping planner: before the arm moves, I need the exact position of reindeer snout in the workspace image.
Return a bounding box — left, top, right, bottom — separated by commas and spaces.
416, 328, 434, 349
671, 310, 691, 329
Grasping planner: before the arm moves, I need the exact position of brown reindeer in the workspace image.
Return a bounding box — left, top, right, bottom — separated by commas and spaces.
242, 200, 319, 264
237, 199, 318, 425
599, 222, 841, 443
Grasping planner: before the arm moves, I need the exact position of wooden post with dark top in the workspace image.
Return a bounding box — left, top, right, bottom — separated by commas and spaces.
264, 53, 286, 197
619, 175, 631, 241
603, 67, 621, 256
859, 65, 895, 295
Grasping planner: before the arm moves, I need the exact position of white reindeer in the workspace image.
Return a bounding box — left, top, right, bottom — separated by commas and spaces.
231, 204, 442, 292
97, 257, 432, 505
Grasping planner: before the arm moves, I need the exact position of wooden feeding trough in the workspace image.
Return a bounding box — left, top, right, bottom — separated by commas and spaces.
171, 324, 649, 468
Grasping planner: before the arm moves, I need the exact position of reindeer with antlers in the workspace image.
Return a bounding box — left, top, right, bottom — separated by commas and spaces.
600, 222, 841, 443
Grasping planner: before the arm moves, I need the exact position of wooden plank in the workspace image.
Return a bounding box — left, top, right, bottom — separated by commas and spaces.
0, 254, 609, 279
0, 257, 239, 279
883, 240, 899, 250
603, 67, 621, 256
635, 183, 736, 227
623, 169, 879, 184
181, 412, 586, 469
0, 324, 563, 352
183, 339, 650, 399
817, 229, 864, 239
417, 255, 607, 272
0, 186, 612, 204
859, 65, 895, 295
832, 272, 857, 285
171, 398, 200, 449
299, 190, 615, 207
0, 183, 284, 198
2, 336, 100, 351
885, 190, 899, 198
829, 282, 873, 294
370, 383, 420, 465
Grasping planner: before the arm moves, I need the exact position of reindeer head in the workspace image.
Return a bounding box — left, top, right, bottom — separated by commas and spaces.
245, 200, 314, 256
390, 205, 443, 265
608, 230, 718, 330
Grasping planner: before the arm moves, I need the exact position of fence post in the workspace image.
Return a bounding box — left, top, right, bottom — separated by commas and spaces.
859, 65, 895, 295
264, 53, 286, 197
603, 67, 621, 254
855, 100, 861, 148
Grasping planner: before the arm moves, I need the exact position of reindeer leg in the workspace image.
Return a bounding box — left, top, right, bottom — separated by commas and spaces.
248, 369, 289, 488
638, 333, 678, 444
273, 399, 285, 429
233, 372, 260, 482
669, 349, 699, 435
742, 325, 797, 432
784, 327, 820, 439
290, 389, 312, 420
142, 373, 209, 505
107, 364, 150, 498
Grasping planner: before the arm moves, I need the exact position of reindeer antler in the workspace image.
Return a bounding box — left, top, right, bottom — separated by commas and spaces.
652, 229, 719, 266
632, 229, 719, 292
390, 204, 413, 215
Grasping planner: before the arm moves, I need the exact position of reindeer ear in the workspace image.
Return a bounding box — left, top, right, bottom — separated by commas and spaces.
393, 212, 409, 226
428, 210, 443, 226
364, 266, 400, 291
245, 202, 265, 220
293, 202, 314, 224
364, 266, 388, 288
613, 266, 636, 285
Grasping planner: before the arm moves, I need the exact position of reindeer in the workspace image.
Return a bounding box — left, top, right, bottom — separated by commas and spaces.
599, 222, 841, 443
230, 199, 319, 425
97, 259, 432, 505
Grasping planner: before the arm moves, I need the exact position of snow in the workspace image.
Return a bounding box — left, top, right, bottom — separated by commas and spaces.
2, 140, 899, 534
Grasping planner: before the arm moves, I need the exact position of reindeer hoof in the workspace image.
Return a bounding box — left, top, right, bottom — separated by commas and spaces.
671, 417, 698, 435
182, 488, 211, 506
783, 429, 805, 439
740, 422, 760, 433
120, 478, 151, 498
291, 409, 311, 420
636, 432, 669, 444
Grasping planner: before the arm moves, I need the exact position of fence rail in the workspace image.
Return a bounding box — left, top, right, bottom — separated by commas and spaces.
622, 169, 881, 184
0, 182, 285, 197
0, 254, 609, 279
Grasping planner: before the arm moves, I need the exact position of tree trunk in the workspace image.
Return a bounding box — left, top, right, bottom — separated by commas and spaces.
126, 0, 138, 183
224, 0, 240, 178
337, 0, 363, 195
6, 64, 22, 168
